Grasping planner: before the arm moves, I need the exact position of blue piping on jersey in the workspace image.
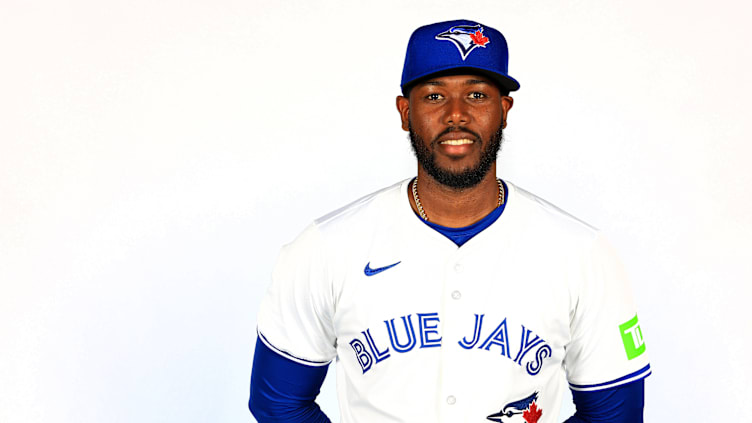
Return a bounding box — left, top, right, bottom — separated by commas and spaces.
570, 364, 651, 390
257, 330, 331, 366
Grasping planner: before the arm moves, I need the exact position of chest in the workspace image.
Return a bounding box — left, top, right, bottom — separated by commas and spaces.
331, 232, 576, 371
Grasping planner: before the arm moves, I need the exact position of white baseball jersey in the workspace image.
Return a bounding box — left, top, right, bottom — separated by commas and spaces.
257, 178, 650, 423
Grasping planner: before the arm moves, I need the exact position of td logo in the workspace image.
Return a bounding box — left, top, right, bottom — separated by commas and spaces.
619, 314, 646, 360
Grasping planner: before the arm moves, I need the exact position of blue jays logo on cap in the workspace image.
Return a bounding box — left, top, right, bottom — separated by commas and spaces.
400, 19, 520, 95
435, 24, 491, 61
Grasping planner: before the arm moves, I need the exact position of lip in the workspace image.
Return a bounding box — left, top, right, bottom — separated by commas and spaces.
436, 137, 477, 157
435, 129, 480, 145
439, 138, 474, 146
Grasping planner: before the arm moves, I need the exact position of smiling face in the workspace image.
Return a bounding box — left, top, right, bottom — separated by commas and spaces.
396, 74, 514, 189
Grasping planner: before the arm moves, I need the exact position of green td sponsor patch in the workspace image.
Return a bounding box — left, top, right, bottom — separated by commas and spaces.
619, 314, 646, 360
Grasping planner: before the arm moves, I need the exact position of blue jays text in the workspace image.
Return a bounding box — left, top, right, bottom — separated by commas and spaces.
350, 313, 552, 375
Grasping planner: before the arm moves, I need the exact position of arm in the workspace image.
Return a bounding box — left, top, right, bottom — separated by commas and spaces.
251, 224, 338, 421
564, 234, 650, 422
249, 336, 331, 423
564, 378, 644, 423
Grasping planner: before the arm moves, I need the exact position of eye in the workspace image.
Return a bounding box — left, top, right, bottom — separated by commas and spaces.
469, 91, 487, 100
425, 93, 443, 101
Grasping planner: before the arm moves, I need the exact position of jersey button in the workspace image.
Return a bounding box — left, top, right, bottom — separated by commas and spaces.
454, 263, 463, 273
446, 395, 456, 405
451, 290, 461, 300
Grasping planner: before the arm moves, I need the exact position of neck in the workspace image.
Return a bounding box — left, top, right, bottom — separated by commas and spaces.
409, 164, 501, 228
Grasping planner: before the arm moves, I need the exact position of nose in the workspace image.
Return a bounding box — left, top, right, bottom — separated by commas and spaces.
444, 97, 469, 126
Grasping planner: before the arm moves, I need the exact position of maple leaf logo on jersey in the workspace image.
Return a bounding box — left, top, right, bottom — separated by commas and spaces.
486, 392, 543, 422
522, 402, 542, 423
435, 24, 491, 60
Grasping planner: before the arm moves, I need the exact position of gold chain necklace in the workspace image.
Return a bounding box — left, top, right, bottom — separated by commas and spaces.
412, 177, 505, 222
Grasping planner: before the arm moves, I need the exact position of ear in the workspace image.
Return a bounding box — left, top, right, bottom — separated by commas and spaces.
500, 96, 514, 129
396, 95, 410, 132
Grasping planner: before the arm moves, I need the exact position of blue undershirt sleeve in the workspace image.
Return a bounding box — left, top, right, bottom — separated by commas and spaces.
248, 336, 331, 423
564, 379, 645, 423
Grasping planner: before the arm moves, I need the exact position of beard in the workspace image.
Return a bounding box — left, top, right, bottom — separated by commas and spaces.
409, 121, 504, 190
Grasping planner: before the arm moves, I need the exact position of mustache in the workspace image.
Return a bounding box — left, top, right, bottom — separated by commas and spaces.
432, 126, 482, 144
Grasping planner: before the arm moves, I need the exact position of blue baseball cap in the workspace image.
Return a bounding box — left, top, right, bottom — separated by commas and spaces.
400, 19, 520, 96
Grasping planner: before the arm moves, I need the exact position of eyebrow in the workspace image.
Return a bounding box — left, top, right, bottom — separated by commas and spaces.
423, 79, 491, 87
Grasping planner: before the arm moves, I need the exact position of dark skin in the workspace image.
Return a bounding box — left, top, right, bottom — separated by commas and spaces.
396, 74, 514, 228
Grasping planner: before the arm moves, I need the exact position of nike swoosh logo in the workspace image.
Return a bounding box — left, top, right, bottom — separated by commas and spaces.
364, 261, 401, 276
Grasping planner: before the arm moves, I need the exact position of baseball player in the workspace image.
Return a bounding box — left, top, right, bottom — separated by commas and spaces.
249, 19, 650, 423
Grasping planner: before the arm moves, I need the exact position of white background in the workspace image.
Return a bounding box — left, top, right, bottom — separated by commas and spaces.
2, 0, 750, 421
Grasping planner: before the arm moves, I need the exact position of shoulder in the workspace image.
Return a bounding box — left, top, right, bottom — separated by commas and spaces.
313, 178, 409, 235
504, 180, 601, 249
272, 179, 411, 290
506, 181, 597, 231
501, 181, 602, 260
279, 179, 410, 253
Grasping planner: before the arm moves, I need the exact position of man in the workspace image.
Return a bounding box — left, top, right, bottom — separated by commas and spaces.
249, 19, 650, 422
